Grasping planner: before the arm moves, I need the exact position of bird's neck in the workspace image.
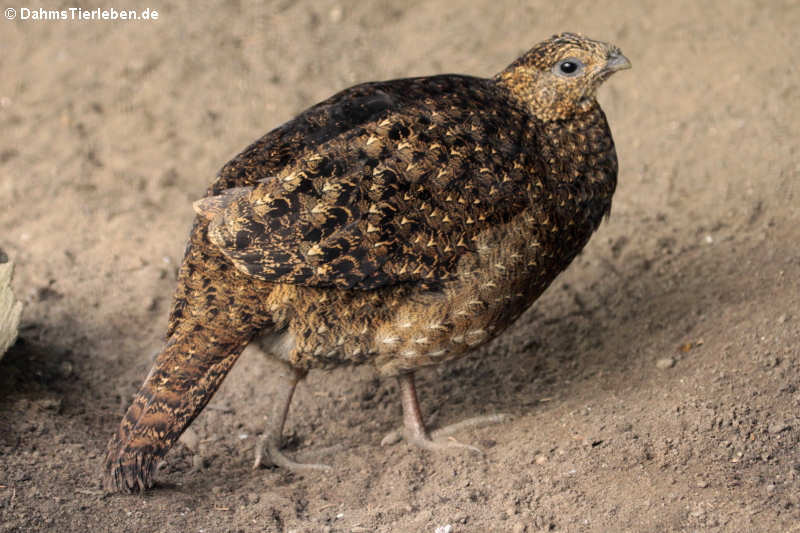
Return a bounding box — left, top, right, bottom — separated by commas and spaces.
527, 102, 618, 240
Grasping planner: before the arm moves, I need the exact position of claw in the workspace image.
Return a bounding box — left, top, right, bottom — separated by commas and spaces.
253, 433, 331, 472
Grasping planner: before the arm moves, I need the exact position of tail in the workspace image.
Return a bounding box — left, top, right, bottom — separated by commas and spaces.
104, 206, 273, 492
103, 322, 255, 492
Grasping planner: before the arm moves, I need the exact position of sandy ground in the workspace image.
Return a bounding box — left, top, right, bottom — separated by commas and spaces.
1, 1, 799, 531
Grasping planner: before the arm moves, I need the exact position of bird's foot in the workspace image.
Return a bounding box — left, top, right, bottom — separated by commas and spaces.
251, 363, 330, 472
253, 433, 332, 472
380, 413, 511, 453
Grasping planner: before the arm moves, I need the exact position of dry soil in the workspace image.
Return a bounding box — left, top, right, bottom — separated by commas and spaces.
1, 1, 799, 532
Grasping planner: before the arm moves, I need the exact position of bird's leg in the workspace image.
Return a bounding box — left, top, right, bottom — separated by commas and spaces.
253, 364, 331, 471
382, 372, 509, 453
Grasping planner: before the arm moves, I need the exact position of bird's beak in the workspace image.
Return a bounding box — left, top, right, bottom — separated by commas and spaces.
604, 52, 631, 72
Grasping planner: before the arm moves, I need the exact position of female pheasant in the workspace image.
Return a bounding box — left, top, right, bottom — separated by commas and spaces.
104, 32, 630, 492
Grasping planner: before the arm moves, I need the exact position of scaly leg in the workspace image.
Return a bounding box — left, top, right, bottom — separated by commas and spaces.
253, 364, 331, 471
381, 372, 510, 452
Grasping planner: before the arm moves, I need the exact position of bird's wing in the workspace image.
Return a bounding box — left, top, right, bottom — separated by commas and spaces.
208, 82, 406, 194
197, 76, 537, 290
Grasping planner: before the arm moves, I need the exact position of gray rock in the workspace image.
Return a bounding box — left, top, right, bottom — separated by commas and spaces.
0, 250, 23, 359
656, 357, 676, 369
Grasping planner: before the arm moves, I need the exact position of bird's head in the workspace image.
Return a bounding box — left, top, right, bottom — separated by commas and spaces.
496, 32, 630, 122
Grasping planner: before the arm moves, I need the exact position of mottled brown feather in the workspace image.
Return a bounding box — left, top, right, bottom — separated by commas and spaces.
103, 32, 629, 492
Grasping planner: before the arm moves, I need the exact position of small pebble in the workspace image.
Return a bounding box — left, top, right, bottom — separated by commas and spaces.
696, 480, 708, 488
768, 422, 790, 434
59, 360, 73, 377
535, 455, 547, 465
179, 427, 200, 451
656, 357, 675, 369
434, 525, 453, 533
329, 5, 343, 23
37, 397, 62, 411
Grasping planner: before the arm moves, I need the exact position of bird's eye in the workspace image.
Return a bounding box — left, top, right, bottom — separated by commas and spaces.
554, 58, 584, 77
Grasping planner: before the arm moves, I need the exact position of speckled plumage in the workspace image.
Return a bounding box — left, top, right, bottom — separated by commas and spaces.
104, 33, 629, 492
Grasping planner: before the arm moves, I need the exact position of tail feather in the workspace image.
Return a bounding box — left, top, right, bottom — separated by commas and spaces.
103, 324, 254, 492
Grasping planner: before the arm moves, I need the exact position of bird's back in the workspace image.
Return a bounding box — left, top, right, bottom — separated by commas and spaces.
196, 75, 545, 293
209, 74, 525, 193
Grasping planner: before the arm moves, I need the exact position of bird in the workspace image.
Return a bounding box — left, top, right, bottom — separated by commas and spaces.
103, 32, 630, 493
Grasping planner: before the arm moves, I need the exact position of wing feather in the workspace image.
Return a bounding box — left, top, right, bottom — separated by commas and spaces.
203, 75, 539, 290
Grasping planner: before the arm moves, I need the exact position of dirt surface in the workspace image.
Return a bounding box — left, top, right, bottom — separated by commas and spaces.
1, 1, 799, 531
